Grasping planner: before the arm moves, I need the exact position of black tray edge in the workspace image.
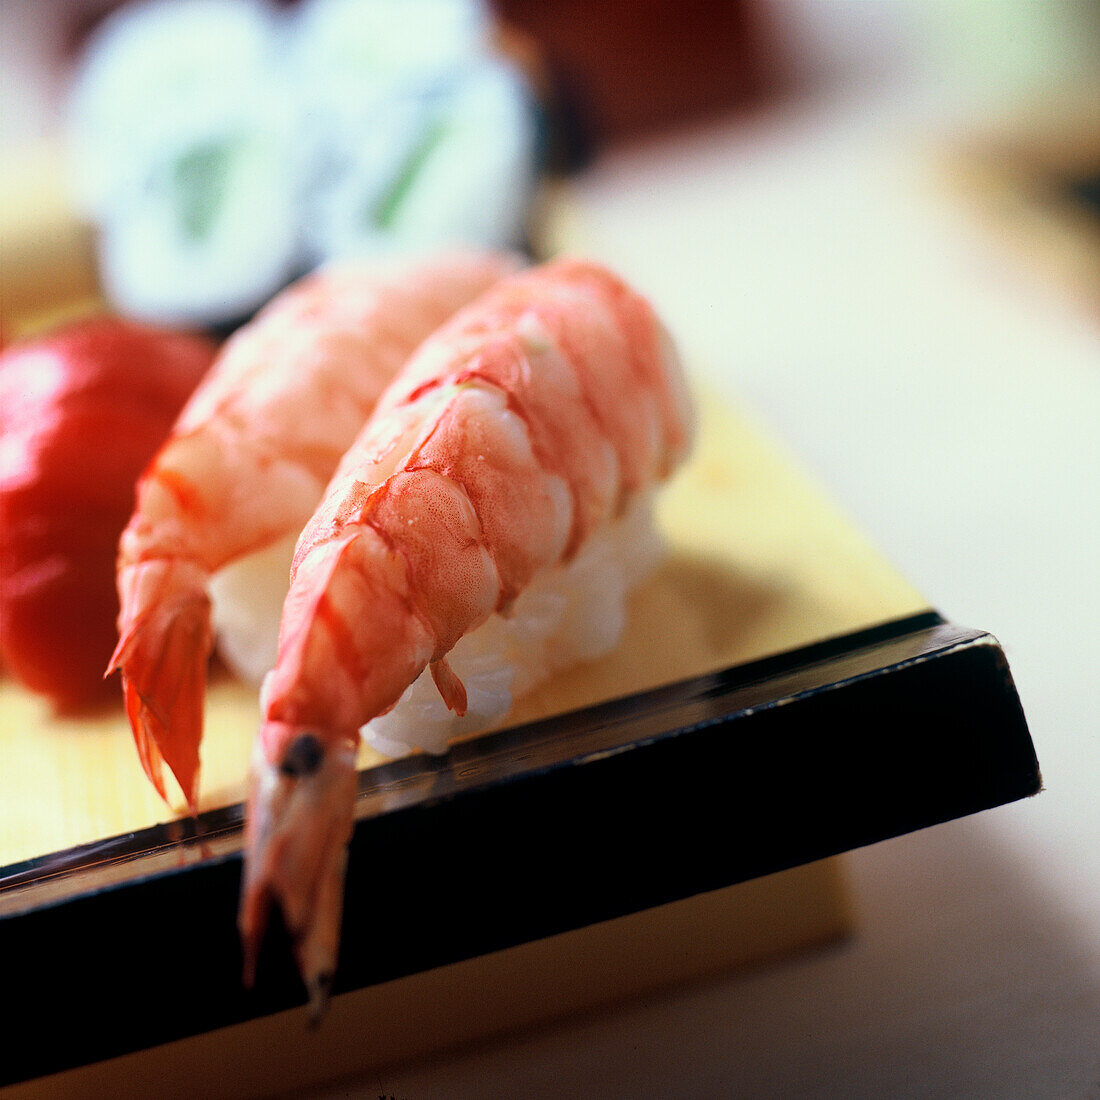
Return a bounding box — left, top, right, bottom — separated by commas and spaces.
0, 610, 1040, 1084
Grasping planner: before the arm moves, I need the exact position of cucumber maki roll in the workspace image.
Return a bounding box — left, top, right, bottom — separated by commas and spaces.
68, 0, 301, 327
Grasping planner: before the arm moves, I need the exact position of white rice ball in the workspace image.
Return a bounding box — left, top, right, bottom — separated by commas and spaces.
209, 530, 297, 686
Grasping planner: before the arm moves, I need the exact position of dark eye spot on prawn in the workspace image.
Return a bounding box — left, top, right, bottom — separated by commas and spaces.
307, 970, 335, 1028
280, 733, 324, 777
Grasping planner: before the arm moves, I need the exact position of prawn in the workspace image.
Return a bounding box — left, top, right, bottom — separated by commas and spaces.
109, 251, 518, 812
239, 257, 694, 1017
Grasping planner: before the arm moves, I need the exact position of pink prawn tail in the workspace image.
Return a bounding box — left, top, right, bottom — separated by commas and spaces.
108, 558, 213, 814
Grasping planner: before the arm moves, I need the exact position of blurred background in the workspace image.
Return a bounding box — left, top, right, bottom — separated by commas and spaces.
2, 1, 1099, 330
2, 1, 1099, 1096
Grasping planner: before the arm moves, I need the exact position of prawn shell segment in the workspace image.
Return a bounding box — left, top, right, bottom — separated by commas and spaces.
355, 467, 502, 656
545, 257, 695, 473
409, 382, 574, 604
263, 530, 436, 740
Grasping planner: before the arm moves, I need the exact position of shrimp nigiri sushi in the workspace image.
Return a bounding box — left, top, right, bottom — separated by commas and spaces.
239, 257, 694, 1016
110, 250, 517, 811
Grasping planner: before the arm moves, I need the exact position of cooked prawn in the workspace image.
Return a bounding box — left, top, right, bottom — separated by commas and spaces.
109, 251, 518, 811
239, 257, 693, 1017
